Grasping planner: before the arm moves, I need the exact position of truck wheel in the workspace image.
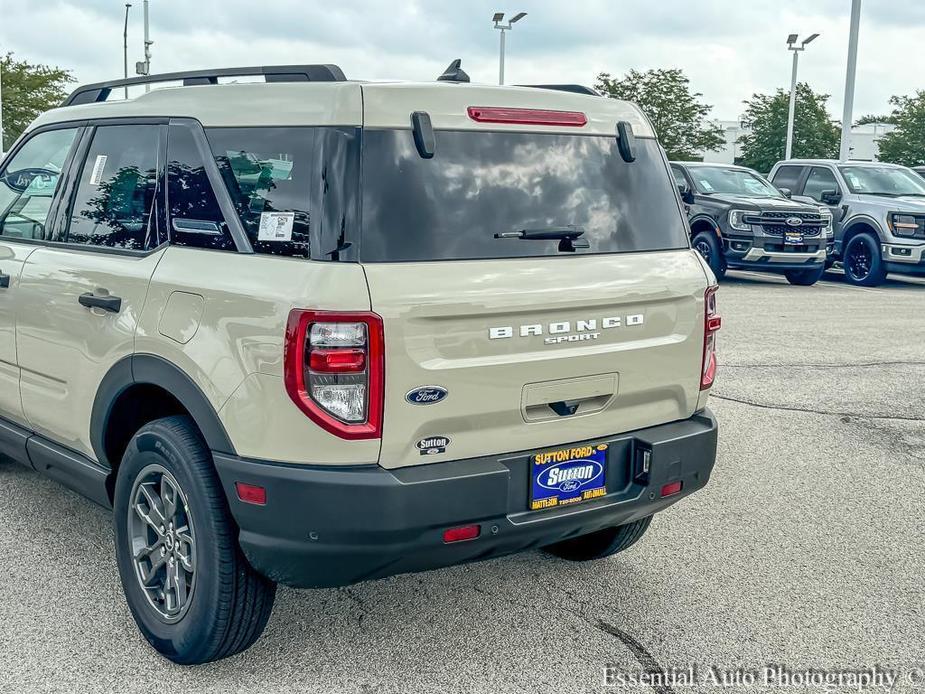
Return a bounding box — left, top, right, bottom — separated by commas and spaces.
843, 233, 887, 286
785, 266, 824, 286
692, 231, 727, 280
543, 516, 652, 561
113, 416, 276, 664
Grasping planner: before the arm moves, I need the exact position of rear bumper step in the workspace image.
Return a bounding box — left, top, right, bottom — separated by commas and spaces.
213, 409, 718, 588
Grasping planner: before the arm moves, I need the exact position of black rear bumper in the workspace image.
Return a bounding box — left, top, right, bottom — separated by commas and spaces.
213, 410, 718, 588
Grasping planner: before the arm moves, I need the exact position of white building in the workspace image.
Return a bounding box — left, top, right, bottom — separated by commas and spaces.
699, 120, 896, 166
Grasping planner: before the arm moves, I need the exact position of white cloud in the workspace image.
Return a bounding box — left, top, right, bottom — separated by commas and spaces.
1, 0, 921, 120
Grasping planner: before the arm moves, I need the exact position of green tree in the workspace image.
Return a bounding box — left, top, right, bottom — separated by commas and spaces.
595, 68, 725, 160
736, 83, 840, 173
855, 113, 897, 126
1, 53, 75, 150
875, 91, 925, 166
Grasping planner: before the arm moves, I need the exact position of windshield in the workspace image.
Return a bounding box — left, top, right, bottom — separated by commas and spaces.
687, 166, 780, 197
359, 131, 689, 262
839, 165, 925, 196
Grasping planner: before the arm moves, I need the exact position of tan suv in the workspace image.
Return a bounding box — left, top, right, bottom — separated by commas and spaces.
0, 63, 720, 663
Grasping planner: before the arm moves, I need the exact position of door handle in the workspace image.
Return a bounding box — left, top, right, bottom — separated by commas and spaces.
78, 292, 122, 313
0, 271, 9, 289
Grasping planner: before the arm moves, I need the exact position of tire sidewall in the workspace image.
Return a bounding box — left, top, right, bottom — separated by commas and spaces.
693, 231, 726, 280
113, 423, 228, 661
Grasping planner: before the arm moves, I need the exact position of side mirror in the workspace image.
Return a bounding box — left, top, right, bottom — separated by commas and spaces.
820, 189, 841, 205
778, 187, 792, 198
677, 183, 695, 205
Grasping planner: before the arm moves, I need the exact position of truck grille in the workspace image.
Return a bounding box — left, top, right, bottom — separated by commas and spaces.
744, 211, 826, 238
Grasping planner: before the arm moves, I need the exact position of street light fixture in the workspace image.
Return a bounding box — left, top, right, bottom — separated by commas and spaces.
492, 11, 527, 86
784, 32, 820, 160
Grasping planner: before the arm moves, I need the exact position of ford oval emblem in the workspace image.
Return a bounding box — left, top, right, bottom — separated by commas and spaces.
786, 216, 803, 227
405, 386, 448, 405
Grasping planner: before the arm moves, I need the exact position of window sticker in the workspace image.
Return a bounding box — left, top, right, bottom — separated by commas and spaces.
699, 179, 714, 192
89, 155, 108, 185
257, 211, 295, 242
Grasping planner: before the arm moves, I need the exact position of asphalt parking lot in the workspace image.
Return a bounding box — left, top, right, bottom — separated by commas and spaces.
1, 269, 923, 694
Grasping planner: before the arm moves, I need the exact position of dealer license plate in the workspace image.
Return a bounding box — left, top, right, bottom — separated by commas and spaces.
529, 444, 608, 511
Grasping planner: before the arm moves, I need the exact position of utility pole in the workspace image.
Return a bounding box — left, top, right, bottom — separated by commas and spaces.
839, 0, 862, 161
123, 3, 132, 98
492, 11, 527, 86
0, 56, 4, 153
784, 32, 819, 160
134, 0, 153, 91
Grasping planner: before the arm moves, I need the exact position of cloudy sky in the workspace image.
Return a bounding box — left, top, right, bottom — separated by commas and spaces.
1, 0, 922, 121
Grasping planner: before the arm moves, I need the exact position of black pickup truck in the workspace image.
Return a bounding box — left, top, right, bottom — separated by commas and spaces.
670, 162, 833, 285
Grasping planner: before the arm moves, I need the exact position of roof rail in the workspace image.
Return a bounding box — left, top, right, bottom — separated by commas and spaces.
62, 64, 347, 106
518, 84, 599, 96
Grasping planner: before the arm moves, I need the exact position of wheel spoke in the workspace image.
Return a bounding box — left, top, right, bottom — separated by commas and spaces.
160, 476, 178, 522
175, 527, 195, 573
135, 542, 167, 586
136, 483, 167, 531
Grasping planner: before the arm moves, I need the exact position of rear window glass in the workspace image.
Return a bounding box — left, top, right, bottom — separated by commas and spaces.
205, 127, 314, 257
359, 131, 689, 262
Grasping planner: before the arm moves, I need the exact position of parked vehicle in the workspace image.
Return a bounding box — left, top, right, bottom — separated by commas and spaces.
769, 159, 925, 286
671, 162, 833, 285
913, 166, 925, 180
0, 63, 719, 663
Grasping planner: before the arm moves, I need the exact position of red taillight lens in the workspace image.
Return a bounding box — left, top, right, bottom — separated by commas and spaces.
443, 524, 481, 543
660, 481, 683, 498
467, 106, 588, 127
235, 482, 267, 505
284, 310, 384, 440
700, 286, 721, 390
309, 348, 366, 373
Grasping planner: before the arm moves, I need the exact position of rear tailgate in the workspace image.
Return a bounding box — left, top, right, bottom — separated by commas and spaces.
365, 251, 708, 469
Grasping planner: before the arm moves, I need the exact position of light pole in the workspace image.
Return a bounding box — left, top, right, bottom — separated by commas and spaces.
0, 54, 4, 153
839, 0, 862, 161
492, 11, 527, 86
135, 0, 153, 91
123, 3, 132, 99
784, 32, 819, 160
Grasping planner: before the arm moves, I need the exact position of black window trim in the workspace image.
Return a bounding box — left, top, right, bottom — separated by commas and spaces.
805, 165, 842, 199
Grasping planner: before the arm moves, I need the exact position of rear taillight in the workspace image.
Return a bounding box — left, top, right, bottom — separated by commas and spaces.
700, 286, 721, 390
466, 106, 588, 127
284, 310, 384, 439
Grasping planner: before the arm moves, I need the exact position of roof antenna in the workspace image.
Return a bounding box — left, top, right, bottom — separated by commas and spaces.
437, 59, 470, 83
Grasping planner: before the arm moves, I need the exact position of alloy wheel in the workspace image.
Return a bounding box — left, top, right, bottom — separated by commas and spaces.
847, 241, 871, 281
694, 240, 712, 262
128, 464, 197, 623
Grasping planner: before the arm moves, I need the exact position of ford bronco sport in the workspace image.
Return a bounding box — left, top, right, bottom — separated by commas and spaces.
671, 162, 833, 285
0, 63, 719, 664
770, 159, 925, 285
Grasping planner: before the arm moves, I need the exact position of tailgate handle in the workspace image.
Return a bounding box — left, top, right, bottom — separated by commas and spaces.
548, 400, 581, 417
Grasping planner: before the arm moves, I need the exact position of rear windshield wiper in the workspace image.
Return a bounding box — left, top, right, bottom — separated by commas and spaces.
494, 225, 589, 252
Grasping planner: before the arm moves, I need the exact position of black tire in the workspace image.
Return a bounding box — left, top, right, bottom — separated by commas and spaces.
542, 516, 653, 561
843, 233, 887, 286
692, 231, 727, 280
113, 415, 276, 664
785, 265, 824, 286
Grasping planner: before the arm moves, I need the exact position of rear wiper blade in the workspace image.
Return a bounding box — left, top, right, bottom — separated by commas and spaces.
494, 225, 589, 252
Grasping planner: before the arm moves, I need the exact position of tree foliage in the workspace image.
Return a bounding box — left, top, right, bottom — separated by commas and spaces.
736, 83, 840, 173
855, 113, 897, 126
595, 68, 725, 161
875, 91, 925, 166
1, 53, 75, 150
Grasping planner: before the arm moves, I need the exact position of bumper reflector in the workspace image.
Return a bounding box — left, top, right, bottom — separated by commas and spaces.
236, 482, 267, 506
443, 524, 481, 543
660, 480, 683, 498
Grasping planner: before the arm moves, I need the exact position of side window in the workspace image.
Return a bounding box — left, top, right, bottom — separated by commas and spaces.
166, 124, 235, 251
205, 127, 314, 257
770, 165, 803, 192
671, 167, 688, 188
67, 124, 161, 250
802, 167, 840, 202
0, 128, 79, 240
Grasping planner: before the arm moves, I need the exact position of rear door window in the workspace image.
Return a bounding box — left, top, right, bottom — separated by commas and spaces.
66, 124, 162, 250
167, 123, 235, 251
205, 127, 314, 257
0, 128, 79, 240
360, 131, 689, 262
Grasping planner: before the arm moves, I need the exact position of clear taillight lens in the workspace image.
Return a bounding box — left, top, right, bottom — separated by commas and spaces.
701, 286, 721, 390
284, 311, 384, 439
